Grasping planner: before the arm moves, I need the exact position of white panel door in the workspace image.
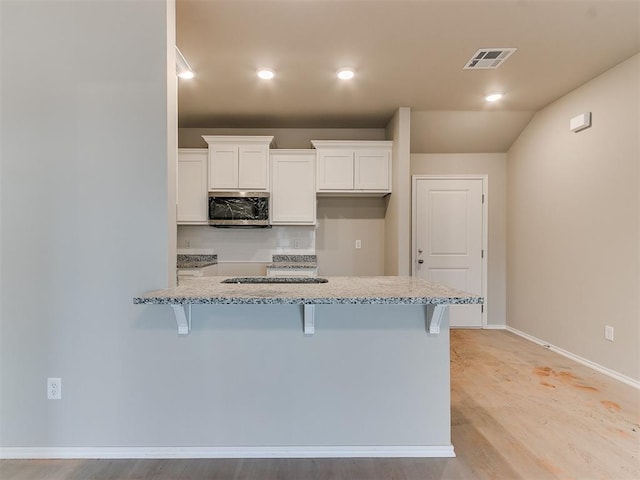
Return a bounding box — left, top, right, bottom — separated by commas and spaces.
414, 178, 484, 327
316, 150, 354, 190
209, 144, 238, 190
238, 144, 268, 190
354, 150, 390, 191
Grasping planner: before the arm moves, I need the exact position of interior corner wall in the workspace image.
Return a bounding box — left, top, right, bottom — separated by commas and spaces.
0, 0, 172, 447
410, 154, 507, 327
384, 107, 411, 276
507, 54, 640, 381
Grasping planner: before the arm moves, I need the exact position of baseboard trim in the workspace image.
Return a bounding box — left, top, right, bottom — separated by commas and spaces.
0, 445, 456, 460
505, 326, 640, 390
483, 324, 506, 330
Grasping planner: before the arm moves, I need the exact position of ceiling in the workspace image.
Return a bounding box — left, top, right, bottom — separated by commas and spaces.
176, 0, 639, 138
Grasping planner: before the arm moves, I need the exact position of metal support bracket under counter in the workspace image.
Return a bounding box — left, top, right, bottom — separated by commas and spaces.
171, 304, 192, 335
426, 304, 448, 335
303, 304, 316, 335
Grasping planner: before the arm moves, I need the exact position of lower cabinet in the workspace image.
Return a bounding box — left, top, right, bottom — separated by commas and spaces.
270, 150, 316, 225
177, 149, 208, 224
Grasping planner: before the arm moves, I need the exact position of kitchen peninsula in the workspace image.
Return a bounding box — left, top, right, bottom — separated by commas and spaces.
134, 276, 482, 457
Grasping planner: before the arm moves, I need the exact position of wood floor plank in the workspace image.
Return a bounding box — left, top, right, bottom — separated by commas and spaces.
1, 330, 638, 479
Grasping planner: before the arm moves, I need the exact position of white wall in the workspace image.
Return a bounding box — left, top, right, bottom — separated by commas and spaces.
0, 0, 174, 447
410, 154, 507, 327
507, 54, 639, 381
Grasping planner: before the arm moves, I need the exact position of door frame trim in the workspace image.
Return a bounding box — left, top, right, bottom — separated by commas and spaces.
411, 175, 489, 329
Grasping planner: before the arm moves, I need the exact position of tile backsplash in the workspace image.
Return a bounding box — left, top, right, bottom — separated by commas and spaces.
177, 225, 315, 262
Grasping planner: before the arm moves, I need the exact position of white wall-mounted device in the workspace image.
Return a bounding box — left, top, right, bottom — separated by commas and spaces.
570, 112, 592, 132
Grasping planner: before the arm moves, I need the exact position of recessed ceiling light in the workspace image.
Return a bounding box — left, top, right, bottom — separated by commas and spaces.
485, 93, 503, 102
337, 68, 355, 80
257, 68, 275, 80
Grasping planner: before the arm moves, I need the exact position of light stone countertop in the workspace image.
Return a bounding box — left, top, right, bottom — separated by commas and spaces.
176, 254, 218, 269
267, 254, 317, 269
133, 276, 483, 306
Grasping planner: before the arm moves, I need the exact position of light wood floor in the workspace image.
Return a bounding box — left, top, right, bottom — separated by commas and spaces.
2, 330, 638, 479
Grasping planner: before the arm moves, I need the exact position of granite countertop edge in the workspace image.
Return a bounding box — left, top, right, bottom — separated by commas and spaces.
177, 253, 218, 269
133, 296, 483, 305
133, 276, 483, 306
266, 263, 318, 269
177, 261, 218, 269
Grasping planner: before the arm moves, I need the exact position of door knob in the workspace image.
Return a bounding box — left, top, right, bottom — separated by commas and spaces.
418, 259, 424, 264
418, 249, 423, 253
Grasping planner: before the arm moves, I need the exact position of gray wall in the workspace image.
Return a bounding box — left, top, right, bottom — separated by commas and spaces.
0, 0, 173, 447
411, 154, 507, 327
316, 198, 386, 276
0, 2, 446, 451
507, 54, 639, 381
384, 107, 412, 276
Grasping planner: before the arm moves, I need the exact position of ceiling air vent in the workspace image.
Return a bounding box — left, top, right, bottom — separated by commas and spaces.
464, 48, 517, 69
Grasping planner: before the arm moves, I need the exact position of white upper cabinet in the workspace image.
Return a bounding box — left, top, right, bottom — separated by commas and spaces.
354, 150, 391, 190
316, 149, 354, 190
270, 150, 316, 225
177, 148, 208, 224
208, 144, 238, 190
312, 140, 392, 195
238, 144, 270, 189
203, 136, 273, 191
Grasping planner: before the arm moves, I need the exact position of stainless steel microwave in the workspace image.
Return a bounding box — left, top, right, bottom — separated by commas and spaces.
208, 191, 270, 227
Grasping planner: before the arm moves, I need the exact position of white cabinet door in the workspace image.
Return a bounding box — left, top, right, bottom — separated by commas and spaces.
209, 144, 238, 190
203, 136, 273, 191
312, 140, 392, 195
177, 149, 208, 224
238, 144, 269, 190
271, 151, 316, 225
316, 150, 354, 190
355, 150, 390, 191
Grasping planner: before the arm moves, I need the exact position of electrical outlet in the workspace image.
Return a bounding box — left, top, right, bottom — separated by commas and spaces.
604, 325, 614, 342
47, 377, 62, 400
355, 240, 361, 249
185, 240, 191, 248
293, 239, 300, 249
